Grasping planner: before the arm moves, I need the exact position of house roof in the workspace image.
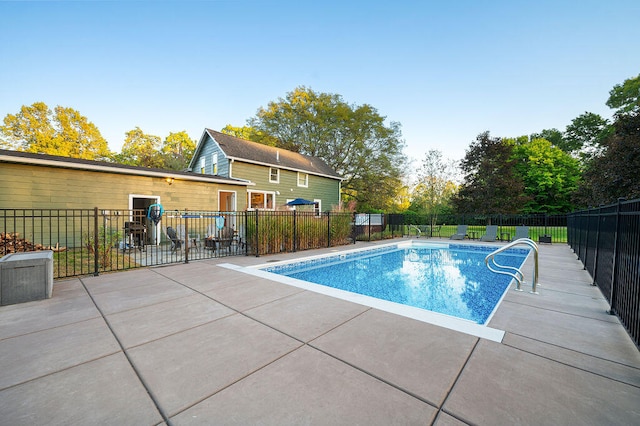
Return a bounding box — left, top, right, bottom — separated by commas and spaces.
0, 149, 252, 186
196, 129, 343, 180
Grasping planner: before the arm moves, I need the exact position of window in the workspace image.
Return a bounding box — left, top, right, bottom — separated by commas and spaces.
297, 172, 308, 187
249, 191, 275, 210
314, 200, 321, 216
269, 167, 279, 183
199, 158, 206, 174
212, 153, 218, 174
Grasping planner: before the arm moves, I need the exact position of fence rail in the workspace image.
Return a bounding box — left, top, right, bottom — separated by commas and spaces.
568, 198, 640, 349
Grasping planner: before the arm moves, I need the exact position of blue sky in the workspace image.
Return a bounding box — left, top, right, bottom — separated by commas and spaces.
1, 0, 639, 169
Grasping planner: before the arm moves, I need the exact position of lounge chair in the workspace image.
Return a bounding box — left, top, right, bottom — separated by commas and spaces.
513, 226, 529, 240
480, 225, 498, 242
449, 225, 468, 240
166, 226, 182, 253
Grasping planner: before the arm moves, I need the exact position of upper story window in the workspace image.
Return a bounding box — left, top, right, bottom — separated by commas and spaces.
212, 153, 218, 174
269, 167, 280, 183
297, 172, 308, 188
200, 158, 206, 174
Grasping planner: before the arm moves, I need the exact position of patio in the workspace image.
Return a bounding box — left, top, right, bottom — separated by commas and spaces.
1, 240, 639, 425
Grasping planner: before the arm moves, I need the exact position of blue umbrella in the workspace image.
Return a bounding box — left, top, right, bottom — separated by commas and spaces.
286, 198, 315, 206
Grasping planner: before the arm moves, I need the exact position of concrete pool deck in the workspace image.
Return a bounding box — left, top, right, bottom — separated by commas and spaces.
1, 240, 639, 425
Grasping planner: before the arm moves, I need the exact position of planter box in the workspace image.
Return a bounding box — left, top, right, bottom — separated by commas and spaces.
539, 235, 552, 244
0, 251, 53, 306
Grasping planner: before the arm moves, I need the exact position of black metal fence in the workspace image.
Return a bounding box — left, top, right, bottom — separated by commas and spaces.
2, 208, 569, 280
568, 198, 640, 349
403, 213, 568, 243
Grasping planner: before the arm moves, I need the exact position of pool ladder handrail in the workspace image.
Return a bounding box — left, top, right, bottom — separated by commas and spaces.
484, 238, 539, 294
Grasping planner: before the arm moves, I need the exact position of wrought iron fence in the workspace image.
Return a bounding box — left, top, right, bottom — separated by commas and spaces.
2, 208, 572, 280
568, 198, 640, 349
402, 213, 568, 243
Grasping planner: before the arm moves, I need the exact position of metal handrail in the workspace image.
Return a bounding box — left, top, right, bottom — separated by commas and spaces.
485, 238, 539, 294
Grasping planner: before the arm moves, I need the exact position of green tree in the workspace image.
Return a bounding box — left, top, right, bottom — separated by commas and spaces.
1, 102, 111, 160
530, 128, 566, 151
564, 112, 612, 161
512, 137, 580, 213
246, 86, 407, 211
411, 150, 457, 225
606, 73, 640, 117
117, 127, 163, 168
161, 131, 196, 170
220, 125, 279, 146
452, 132, 529, 215
574, 111, 640, 206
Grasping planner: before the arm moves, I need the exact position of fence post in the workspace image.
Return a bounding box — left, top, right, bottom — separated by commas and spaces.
324, 212, 328, 247
591, 206, 602, 286
184, 208, 189, 264
254, 209, 260, 257
293, 209, 297, 252
93, 207, 99, 276
608, 198, 625, 315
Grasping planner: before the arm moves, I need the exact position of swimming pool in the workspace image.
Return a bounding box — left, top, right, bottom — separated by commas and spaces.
261, 242, 529, 325
224, 241, 532, 341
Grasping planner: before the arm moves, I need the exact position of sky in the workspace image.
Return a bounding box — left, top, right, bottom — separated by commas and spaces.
1, 0, 639, 171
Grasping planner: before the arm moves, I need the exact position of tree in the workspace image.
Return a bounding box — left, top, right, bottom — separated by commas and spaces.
220, 125, 279, 147
512, 138, 580, 213
574, 111, 640, 206
117, 127, 163, 168
0, 102, 111, 160
411, 150, 457, 226
452, 132, 529, 215
564, 112, 612, 161
606, 73, 640, 117
161, 131, 195, 170
530, 128, 566, 151
246, 86, 407, 211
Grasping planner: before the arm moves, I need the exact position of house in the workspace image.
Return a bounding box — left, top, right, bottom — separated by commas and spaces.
189, 129, 343, 212
0, 149, 252, 245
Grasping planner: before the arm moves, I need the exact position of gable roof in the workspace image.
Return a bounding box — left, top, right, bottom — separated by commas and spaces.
193, 129, 342, 180
0, 149, 251, 186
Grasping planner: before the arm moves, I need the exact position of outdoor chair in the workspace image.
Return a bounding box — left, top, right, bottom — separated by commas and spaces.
513, 226, 530, 240
449, 225, 468, 240
480, 225, 498, 242
166, 226, 182, 253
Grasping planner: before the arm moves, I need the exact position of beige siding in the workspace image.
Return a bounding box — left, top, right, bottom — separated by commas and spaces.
0, 163, 247, 211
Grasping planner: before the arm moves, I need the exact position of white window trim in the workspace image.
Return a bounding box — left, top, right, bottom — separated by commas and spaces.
212, 153, 218, 174
297, 172, 308, 188
248, 190, 276, 210
200, 158, 206, 174
269, 167, 280, 183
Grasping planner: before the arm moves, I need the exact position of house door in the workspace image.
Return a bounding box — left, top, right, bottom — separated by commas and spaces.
219, 191, 236, 212
129, 195, 161, 245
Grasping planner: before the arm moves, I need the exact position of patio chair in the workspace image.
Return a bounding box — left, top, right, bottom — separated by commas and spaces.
513, 226, 530, 240
449, 225, 468, 240
480, 225, 498, 242
166, 226, 182, 253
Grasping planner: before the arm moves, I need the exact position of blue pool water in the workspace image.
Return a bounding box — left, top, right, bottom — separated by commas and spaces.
263, 244, 529, 324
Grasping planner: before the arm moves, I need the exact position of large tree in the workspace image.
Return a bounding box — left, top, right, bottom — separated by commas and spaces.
116, 127, 163, 168
564, 112, 612, 162
452, 132, 529, 215
575, 111, 640, 206
606, 73, 640, 117
512, 137, 580, 213
0, 102, 111, 160
410, 149, 457, 225
161, 131, 196, 170
245, 86, 407, 211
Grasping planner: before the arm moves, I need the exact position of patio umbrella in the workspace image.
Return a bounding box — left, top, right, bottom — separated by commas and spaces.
286, 198, 315, 206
